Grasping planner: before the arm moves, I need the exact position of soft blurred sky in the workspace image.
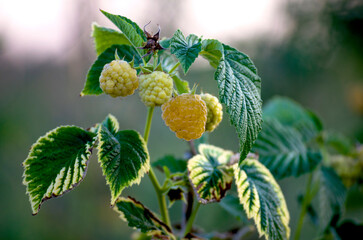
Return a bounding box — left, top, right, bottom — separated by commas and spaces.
0, 0, 286, 60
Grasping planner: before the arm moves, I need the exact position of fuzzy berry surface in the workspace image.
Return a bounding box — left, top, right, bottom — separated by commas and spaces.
200, 93, 223, 132
99, 60, 138, 97
139, 71, 173, 107
162, 94, 207, 141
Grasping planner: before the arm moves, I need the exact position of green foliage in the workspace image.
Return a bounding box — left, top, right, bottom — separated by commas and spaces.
81, 44, 143, 96
214, 44, 262, 163
91, 24, 131, 55
114, 197, 172, 236
23, 126, 96, 215
323, 131, 356, 156
263, 97, 322, 141
234, 158, 290, 240
253, 118, 322, 179
171, 75, 190, 94
318, 167, 346, 230
97, 115, 149, 204
152, 155, 187, 173
218, 194, 249, 223
100, 10, 146, 50
200, 39, 223, 68
188, 144, 233, 203
170, 30, 202, 73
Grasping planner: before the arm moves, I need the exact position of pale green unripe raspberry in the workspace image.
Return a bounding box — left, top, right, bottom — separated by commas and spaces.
139, 71, 173, 107
99, 60, 138, 97
200, 93, 223, 132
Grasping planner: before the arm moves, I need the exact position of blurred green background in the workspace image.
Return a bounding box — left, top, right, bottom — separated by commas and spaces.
1, 0, 362, 239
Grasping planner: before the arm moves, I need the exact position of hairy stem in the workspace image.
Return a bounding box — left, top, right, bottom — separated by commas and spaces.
293, 172, 318, 240
143, 106, 171, 227
183, 201, 201, 237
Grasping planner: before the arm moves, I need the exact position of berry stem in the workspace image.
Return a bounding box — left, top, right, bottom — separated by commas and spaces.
143, 106, 171, 228
168, 62, 180, 74
183, 201, 201, 237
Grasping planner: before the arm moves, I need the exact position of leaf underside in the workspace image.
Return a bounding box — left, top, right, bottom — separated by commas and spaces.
23, 126, 96, 215
253, 118, 322, 179
188, 144, 233, 203
234, 158, 290, 240
97, 115, 149, 204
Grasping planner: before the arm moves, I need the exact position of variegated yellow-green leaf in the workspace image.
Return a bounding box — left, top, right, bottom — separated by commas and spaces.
188, 144, 233, 203
97, 118, 149, 205
23, 126, 97, 215
114, 196, 172, 236
234, 158, 290, 240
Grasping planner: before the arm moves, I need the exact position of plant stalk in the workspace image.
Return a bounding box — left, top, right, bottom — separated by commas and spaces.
143, 106, 171, 228
293, 172, 317, 240
183, 202, 201, 237
169, 62, 181, 74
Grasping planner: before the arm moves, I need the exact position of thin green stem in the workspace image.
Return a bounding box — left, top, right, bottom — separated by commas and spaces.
183, 202, 201, 237
168, 62, 180, 74
143, 106, 171, 228
294, 172, 318, 240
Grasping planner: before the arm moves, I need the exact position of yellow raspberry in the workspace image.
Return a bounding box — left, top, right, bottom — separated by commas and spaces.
139, 71, 173, 107
162, 94, 207, 141
99, 60, 138, 97
200, 93, 223, 132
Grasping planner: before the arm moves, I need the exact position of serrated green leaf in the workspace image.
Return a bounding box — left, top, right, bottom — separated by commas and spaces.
100, 10, 145, 49
234, 158, 290, 240
170, 29, 201, 73
98, 126, 149, 204
81, 44, 143, 96
114, 196, 172, 235
218, 194, 249, 223
319, 167, 346, 230
253, 118, 322, 179
188, 144, 233, 203
152, 155, 187, 173
215, 44, 262, 163
23, 126, 96, 215
92, 23, 131, 55
263, 97, 322, 141
200, 39, 223, 69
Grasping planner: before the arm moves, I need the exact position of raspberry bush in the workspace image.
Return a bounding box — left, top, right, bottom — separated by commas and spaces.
22, 9, 362, 240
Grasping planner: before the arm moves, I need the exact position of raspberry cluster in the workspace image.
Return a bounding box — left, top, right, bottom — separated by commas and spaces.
139, 71, 173, 107
99, 60, 138, 97
162, 94, 207, 141
200, 93, 223, 132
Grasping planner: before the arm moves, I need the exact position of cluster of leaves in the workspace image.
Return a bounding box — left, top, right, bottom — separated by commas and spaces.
253, 97, 363, 239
